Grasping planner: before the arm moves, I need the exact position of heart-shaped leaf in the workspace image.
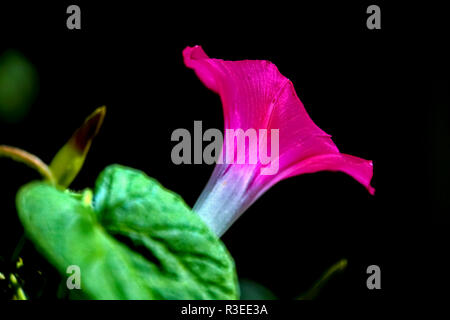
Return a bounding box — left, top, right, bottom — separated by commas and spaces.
16, 165, 238, 299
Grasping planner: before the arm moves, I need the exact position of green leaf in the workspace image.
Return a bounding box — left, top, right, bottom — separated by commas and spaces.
50, 106, 106, 188
16, 165, 239, 300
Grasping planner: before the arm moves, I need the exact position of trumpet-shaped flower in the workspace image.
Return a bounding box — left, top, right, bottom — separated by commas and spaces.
184, 45, 374, 237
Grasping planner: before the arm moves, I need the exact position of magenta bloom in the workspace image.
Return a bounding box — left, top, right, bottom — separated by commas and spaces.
184, 45, 375, 236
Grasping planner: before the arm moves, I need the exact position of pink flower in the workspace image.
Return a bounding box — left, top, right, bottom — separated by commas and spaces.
184, 45, 374, 236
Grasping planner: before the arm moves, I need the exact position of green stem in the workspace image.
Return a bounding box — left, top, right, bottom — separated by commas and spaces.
10, 234, 26, 263
0, 145, 55, 184
298, 258, 348, 300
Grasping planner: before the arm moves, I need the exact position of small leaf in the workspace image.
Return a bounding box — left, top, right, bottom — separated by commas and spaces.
16, 165, 238, 299
49, 106, 106, 188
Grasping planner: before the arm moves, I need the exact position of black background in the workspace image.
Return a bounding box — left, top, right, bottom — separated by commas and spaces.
0, 1, 447, 301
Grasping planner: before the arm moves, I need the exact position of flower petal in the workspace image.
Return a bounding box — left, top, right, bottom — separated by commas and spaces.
253, 153, 375, 199
184, 45, 374, 192
185, 46, 375, 236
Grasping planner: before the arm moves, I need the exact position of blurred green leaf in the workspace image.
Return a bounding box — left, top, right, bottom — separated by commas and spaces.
0, 50, 38, 123
16, 165, 239, 300
50, 106, 106, 188
239, 279, 277, 300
